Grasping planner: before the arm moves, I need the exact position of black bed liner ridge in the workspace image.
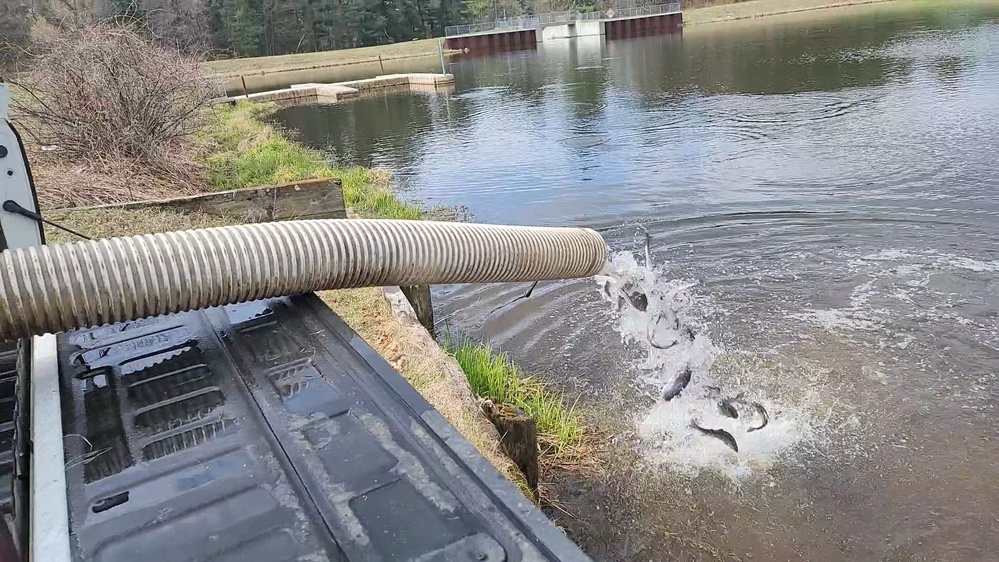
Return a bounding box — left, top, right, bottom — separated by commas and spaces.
56, 293, 591, 562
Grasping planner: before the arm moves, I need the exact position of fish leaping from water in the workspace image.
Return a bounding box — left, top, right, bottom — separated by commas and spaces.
661, 367, 692, 401
690, 420, 739, 452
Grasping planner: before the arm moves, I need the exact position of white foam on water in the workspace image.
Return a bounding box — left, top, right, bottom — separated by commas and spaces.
850, 248, 999, 273
944, 255, 999, 272
638, 395, 812, 479
789, 308, 879, 332
797, 247, 998, 346
597, 251, 816, 480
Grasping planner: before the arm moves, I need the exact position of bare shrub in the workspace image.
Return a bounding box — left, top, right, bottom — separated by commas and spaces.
11, 23, 222, 171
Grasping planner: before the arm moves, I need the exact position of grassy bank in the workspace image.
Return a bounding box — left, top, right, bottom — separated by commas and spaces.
448, 337, 584, 458
205, 38, 450, 77
684, 0, 903, 25
199, 102, 422, 219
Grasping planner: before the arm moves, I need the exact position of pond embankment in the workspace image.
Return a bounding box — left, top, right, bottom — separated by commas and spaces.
683, 0, 903, 25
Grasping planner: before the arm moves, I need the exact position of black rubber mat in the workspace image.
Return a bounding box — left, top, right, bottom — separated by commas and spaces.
58, 294, 590, 562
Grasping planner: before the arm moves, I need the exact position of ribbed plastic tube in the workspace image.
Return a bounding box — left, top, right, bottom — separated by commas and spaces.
0, 219, 606, 340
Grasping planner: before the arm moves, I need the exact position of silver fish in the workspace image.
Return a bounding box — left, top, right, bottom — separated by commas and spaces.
746, 402, 769, 432
704, 387, 742, 419
661, 367, 692, 401
690, 421, 739, 452
623, 283, 648, 312
636, 225, 652, 269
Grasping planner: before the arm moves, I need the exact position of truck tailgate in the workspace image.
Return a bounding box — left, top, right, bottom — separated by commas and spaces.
56, 294, 588, 562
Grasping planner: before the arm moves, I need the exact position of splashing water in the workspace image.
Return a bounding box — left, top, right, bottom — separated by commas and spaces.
597, 251, 816, 479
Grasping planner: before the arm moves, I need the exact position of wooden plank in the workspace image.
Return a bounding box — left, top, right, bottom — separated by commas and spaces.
271, 179, 347, 220
73, 178, 346, 222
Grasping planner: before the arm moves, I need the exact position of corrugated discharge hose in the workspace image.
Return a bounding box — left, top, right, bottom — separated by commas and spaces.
0, 219, 607, 340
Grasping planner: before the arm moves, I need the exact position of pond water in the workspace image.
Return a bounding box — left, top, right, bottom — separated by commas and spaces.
273, 2, 999, 560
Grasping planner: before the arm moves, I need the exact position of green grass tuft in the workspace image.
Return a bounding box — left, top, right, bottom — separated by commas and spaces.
202, 102, 421, 219
204, 135, 337, 190
340, 168, 422, 220
446, 336, 584, 454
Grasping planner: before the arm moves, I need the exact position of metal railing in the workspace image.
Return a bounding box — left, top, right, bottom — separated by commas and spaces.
536, 11, 573, 25
603, 1, 680, 19
446, 16, 540, 37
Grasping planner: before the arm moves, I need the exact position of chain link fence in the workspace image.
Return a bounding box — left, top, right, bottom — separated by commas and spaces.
446, 16, 540, 37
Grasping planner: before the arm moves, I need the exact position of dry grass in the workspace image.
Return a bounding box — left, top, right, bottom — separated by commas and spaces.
683, 0, 901, 25
29, 150, 206, 208
42, 207, 235, 244
318, 288, 533, 497
12, 25, 221, 169
205, 38, 450, 77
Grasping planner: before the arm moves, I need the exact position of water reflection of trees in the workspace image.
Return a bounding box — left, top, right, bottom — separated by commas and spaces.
277, 93, 444, 170
618, 18, 922, 105
274, 8, 989, 172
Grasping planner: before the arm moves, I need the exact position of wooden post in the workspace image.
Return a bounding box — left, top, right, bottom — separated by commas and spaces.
378, 54, 385, 74
240, 75, 249, 99
400, 285, 434, 337
482, 401, 539, 499
438, 40, 446, 74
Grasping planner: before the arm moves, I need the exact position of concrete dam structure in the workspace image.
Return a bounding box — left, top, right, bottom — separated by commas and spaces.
443, 4, 682, 52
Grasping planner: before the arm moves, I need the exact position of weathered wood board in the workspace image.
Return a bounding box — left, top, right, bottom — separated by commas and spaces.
73, 178, 345, 222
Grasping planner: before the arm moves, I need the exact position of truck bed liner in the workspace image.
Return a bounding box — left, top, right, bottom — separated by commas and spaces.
57, 294, 589, 562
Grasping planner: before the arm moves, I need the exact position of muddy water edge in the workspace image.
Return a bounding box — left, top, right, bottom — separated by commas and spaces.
272, 2, 999, 560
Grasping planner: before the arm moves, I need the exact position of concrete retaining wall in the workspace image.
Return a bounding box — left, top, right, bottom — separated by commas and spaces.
541, 20, 605, 41
226, 73, 455, 105
578, 20, 605, 36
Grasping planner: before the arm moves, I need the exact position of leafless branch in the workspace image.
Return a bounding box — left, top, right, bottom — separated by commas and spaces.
10, 22, 222, 173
